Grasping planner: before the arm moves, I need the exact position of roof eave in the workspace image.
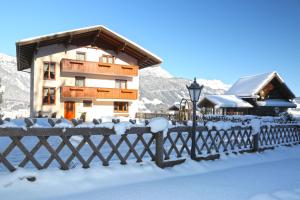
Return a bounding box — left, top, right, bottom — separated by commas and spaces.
16, 25, 162, 71
253, 72, 296, 99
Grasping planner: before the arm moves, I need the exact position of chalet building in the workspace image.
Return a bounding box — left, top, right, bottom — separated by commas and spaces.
16, 25, 162, 120
199, 72, 297, 116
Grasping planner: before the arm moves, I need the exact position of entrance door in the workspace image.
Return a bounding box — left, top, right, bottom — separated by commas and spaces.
64, 101, 75, 120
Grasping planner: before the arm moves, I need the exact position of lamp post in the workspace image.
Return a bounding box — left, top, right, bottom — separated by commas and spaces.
186, 77, 203, 160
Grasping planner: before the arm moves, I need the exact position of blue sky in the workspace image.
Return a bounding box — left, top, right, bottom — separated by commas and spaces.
0, 0, 299, 95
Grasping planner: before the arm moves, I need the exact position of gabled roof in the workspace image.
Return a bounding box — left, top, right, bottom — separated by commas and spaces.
16, 25, 163, 71
199, 95, 253, 108
168, 102, 180, 111
225, 71, 295, 99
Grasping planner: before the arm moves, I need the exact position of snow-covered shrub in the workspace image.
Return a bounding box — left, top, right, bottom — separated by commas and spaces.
279, 112, 294, 122
54, 119, 73, 128
24, 118, 36, 127
71, 119, 83, 126
148, 117, 169, 134
112, 119, 120, 124
114, 121, 134, 135
92, 118, 102, 125
129, 119, 136, 124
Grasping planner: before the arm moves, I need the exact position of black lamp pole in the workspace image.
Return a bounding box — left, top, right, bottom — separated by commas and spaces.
191, 97, 197, 159
186, 78, 203, 160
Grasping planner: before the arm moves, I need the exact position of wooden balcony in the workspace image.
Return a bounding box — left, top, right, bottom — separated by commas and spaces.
60, 59, 138, 77
61, 86, 138, 100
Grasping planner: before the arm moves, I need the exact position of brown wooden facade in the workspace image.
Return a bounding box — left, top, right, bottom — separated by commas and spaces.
61, 86, 138, 100
60, 59, 138, 77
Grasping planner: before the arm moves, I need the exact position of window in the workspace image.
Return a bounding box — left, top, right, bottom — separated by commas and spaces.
83, 100, 92, 107
115, 79, 127, 89
76, 52, 86, 61
43, 62, 55, 80
75, 76, 85, 87
43, 88, 55, 105
101, 55, 114, 64
114, 102, 128, 112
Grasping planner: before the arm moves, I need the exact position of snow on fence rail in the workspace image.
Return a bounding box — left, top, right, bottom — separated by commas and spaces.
0, 124, 299, 172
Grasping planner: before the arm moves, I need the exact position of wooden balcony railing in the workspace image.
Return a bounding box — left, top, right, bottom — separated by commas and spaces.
61, 86, 138, 100
60, 59, 138, 77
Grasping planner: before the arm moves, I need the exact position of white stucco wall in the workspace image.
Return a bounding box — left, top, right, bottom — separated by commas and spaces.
31, 44, 140, 120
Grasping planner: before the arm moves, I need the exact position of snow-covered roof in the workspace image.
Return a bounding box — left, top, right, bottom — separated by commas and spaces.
199, 95, 253, 108
16, 25, 162, 70
168, 102, 180, 111
256, 99, 297, 108
225, 72, 295, 99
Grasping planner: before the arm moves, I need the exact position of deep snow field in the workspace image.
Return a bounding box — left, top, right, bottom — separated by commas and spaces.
1, 145, 300, 200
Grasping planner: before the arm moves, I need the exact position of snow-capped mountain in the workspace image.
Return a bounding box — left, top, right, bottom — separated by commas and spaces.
0, 53, 230, 116
139, 66, 230, 112
139, 65, 174, 79
0, 53, 30, 118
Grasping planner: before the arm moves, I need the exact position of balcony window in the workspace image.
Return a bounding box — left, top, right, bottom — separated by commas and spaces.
115, 79, 127, 89
75, 76, 85, 87
76, 52, 86, 61
43, 87, 55, 105
83, 100, 92, 107
43, 62, 55, 80
114, 102, 128, 112
102, 55, 114, 64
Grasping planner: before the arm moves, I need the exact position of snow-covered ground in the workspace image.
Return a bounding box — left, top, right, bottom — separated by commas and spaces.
1, 146, 300, 200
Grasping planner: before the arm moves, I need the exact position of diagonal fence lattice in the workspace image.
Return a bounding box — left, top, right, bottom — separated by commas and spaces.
0, 124, 299, 172
0, 127, 157, 172
163, 126, 253, 161
195, 126, 253, 156
259, 125, 300, 148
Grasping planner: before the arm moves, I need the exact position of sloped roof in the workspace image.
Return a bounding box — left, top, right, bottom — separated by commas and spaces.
225, 71, 295, 99
199, 95, 253, 108
16, 25, 162, 71
168, 102, 180, 111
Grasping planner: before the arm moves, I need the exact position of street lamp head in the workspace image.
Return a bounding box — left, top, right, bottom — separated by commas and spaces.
186, 77, 204, 102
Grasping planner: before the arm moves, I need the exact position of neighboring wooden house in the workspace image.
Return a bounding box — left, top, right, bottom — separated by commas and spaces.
199, 95, 253, 115
199, 72, 297, 116
168, 102, 180, 113
16, 25, 162, 120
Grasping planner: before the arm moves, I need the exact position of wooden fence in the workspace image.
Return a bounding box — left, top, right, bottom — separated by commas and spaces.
259, 125, 300, 148
0, 124, 299, 172
163, 126, 253, 162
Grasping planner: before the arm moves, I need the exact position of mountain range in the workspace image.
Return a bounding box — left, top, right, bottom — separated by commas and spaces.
0, 53, 30, 117
139, 66, 230, 112
0, 53, 233, 117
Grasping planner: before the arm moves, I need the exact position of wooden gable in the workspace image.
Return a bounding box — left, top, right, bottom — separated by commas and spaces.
16, 26, 162, 71
258, 76, 295, 100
